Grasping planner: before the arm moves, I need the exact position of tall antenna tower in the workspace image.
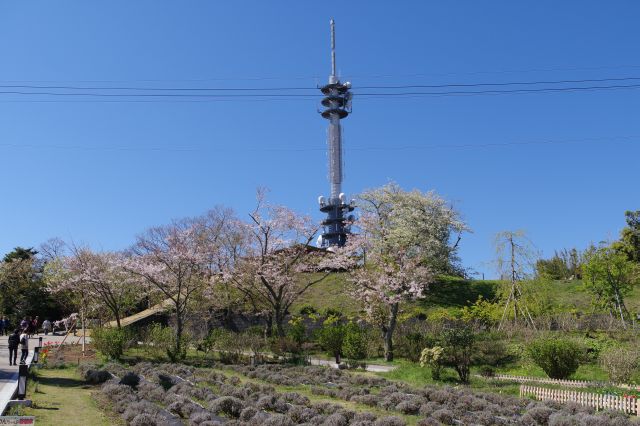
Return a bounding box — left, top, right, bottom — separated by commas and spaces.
317, 19, 354, 248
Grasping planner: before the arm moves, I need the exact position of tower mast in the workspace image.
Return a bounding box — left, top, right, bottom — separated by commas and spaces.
318, 19, 354, 248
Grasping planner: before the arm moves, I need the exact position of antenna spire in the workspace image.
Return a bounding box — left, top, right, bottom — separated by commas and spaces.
330, 19, 336, 80
318, 18, 354, 248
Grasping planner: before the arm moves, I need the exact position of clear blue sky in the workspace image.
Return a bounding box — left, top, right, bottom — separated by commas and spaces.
1, 1, 638, 277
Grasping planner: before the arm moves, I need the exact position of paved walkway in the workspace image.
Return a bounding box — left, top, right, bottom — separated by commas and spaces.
0, 336, 33, 415
0, 333, 81, 415
309, 357, 397, 372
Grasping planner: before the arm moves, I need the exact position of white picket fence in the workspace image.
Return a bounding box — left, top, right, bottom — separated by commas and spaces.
487, 373, 640, 391
520, 385, 640, 415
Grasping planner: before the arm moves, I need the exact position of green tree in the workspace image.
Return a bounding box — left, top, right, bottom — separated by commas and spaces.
582, 245, 640, 327
0, 247, 64, 323
612, 210, 640, 263
345, 183, 467, 361
535, 248, 584, 280
536, 255, 569, 280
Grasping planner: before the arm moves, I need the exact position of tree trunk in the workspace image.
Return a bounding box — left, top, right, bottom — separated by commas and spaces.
264, 314, 273, 338
614, 290, 627, 328
174, 314, 184, 360
274, 308, 286, 338
115, 311, 121, 329
81, 306, 86, 356
383, 303, 399, 362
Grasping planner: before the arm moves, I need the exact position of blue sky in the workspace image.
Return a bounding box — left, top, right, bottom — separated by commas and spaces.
0, 1, 638, 277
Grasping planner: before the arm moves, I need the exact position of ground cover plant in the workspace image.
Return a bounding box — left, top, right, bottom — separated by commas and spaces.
87, 360, 640, 425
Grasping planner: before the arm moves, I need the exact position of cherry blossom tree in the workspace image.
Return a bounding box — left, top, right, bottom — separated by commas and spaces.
68, 249, 138, 328
347, 183, 467, 361
232, 190, 333, 337
190, 207, 248, 330
43, 243, 139, 328
124, 209, 234, 359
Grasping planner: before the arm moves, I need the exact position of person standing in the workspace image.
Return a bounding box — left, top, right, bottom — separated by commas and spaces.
0, 316, 4, 336
19, 329, 29, 364
31, 316, 39, 337
3, 317, 10, 336
8, 329, 19, 366
20, 317, 28, 331
42, 319, 52, 336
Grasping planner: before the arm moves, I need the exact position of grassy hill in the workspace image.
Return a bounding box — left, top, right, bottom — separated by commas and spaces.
294, 273, 640, 318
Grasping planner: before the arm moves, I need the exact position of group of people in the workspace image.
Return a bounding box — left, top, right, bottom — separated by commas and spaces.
3, 315, 53, 367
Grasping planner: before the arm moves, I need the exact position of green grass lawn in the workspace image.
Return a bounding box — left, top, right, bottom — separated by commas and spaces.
496, 361, 610, 382
13, 366, 120, 426
291, 272, 362, 315
378, 360, 522, 396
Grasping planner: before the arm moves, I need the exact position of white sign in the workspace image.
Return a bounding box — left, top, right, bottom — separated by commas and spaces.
0, 417, 35, 425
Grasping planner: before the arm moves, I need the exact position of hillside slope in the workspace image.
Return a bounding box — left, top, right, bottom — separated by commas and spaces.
294, 274, 640, 318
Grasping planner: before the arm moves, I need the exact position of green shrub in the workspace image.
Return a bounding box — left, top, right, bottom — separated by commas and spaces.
208, 328, 242, 363
316, 315, 345, 363
440, 325, 475, 383
599, 346, 639, 384
241, 330, 266, 357
298, 304, 317, 316
460, 296, 502, 325
269, 336, 306, 364
478, 365, 495, 377
287, 316, 306, 349
472, 333, 513, 367
322, 308, 343, 318
583, 335, 616, 362
91, 327, 130, 361
343, 323, 368, 361
527, 337, 585, 379
420, 346, 444, 380
394, 321, 438, 362
145, 324, 188, 362
397, 331, 436, 363
146, 324, 172, 357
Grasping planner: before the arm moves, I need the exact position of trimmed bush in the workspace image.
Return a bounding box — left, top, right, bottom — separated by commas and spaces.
120, 372, 141, 389
209, 396, 244, 418
84, 369, 112, 384
527, 337, 585, 379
